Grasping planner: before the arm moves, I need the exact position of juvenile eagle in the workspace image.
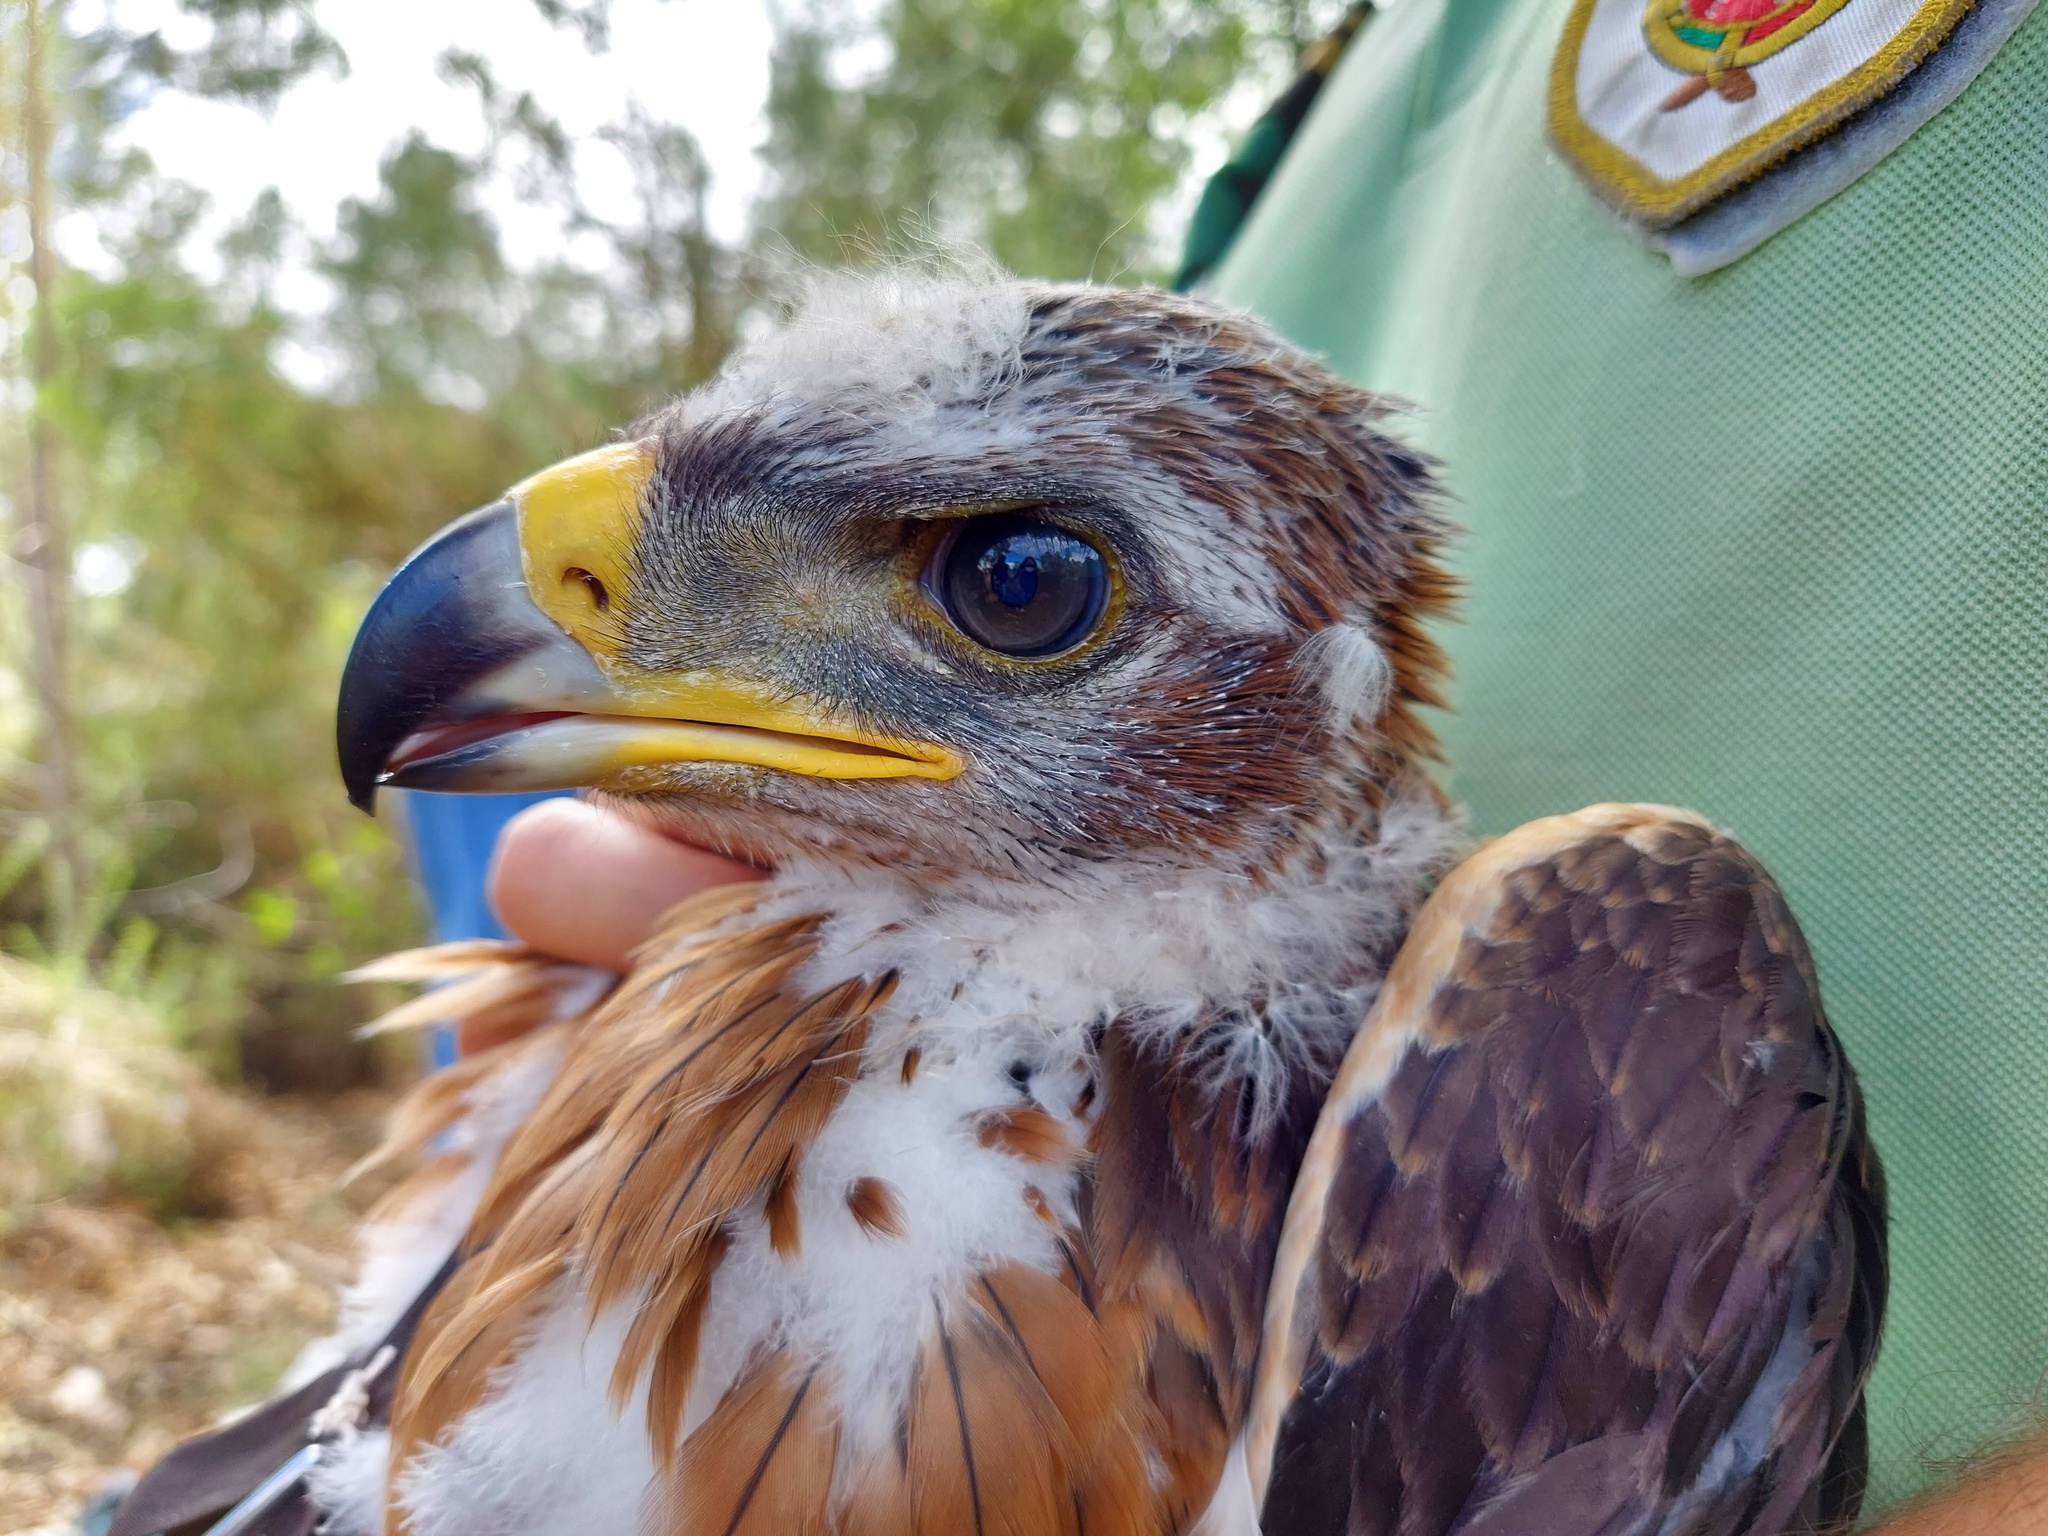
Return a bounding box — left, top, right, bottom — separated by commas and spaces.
116, 274, 1883, 1536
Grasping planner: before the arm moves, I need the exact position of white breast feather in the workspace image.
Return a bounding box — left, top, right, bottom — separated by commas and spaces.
351, 793, 1462, 1536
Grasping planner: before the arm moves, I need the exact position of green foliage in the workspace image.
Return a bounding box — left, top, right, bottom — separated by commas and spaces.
0, 951, 252, 1222
762, 0, 1336, 281
116, 1, 348, 110
0, 0, 1335, 1088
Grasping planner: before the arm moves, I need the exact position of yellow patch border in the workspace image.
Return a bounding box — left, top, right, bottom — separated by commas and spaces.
1547, 0, 1978, 229
1643, 0, 1857, 71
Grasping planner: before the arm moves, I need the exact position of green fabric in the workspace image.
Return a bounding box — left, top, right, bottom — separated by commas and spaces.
1210, 0, 2048, 1511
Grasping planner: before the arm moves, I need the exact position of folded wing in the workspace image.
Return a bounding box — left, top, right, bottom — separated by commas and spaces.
1248, 804, 1886, 1536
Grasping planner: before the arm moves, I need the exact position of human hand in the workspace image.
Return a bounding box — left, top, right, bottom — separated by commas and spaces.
1871, 1438, 2048, 1535
486, 797, 763, 973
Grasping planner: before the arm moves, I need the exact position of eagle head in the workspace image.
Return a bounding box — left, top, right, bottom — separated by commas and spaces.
337, 273, 1453, 880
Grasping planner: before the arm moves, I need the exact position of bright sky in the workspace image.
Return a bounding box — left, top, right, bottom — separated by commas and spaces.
78, 0, 775, 293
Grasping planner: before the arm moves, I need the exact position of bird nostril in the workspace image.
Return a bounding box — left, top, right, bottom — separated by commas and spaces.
563, 567, 609, 613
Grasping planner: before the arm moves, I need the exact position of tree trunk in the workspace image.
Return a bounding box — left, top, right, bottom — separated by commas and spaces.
21, 0, 84, 945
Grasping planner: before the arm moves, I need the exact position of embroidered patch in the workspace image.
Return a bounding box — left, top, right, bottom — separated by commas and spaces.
1548, 0, 1976, 227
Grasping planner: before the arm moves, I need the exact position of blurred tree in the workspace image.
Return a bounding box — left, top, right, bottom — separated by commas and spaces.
19, 0, 83, 945
0, 0, 756, 1083
759, 0, 1341, 281
0, 0, 430, 1079
0, 0, 1340, 1089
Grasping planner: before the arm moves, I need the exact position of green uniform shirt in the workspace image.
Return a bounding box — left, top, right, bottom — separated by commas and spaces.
1209, 2, 2048, 1508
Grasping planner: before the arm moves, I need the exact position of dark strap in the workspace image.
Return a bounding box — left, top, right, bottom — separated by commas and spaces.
1171, 1, 1376, 291
109, 1253, 457, 1536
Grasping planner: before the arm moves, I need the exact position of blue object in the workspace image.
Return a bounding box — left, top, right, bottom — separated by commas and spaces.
399, 788, 571, 1068
198, 1444, 323, 1536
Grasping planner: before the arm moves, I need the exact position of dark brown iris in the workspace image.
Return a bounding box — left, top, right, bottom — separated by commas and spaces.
935, 513, 1108, 658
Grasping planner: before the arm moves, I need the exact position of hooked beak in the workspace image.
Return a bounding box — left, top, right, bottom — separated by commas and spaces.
335, 442, 965, 813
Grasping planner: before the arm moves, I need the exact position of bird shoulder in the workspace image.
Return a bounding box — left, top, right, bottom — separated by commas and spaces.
1246, 803, 1887, 1536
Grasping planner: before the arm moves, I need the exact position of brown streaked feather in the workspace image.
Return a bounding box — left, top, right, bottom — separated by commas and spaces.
395, 1253, 564, 1426
846, 1176, 907, 1239
595, 982, 883, 1432
386, 1133, 625, 1478
664, 1356, 838, 1536
469, 928, 816, 1252
345, 939, 530, 984
382, 895, 899, 1483
349, 941, 614, 1062
383, 1250, 564, 1508
628, 879, 787, 966
1089, 1019, 1329, 1418
643, 1226, 730, 1463
766, 1155, 803, 1257
350, 1048, 497, 1190
353, 957, 566, 1037
911, 1291, 1084, 1536
350, 1013, 571, 1192
975, 1104, 1078, 1164
582, 976, 886, 1324
1072, 1017, 1335, 1533
363, 925, 1374, 1533
1022, 1185, 1058, 1229
830, 1264, 1157, 1536
585, 978, 888, 1277
971, 1266, 1128, 1469
1253, 805, 1887, 1536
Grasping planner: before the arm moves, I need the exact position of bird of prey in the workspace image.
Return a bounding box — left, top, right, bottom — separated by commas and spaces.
114, 273, 1884, 1536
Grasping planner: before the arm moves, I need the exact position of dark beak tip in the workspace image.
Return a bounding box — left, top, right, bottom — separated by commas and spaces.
338, 735, 384, 814
334, 500, 527, 817
335, 677, 396, 815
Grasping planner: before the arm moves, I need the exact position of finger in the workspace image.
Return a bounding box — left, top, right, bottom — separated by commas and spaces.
486, 797, 764, 972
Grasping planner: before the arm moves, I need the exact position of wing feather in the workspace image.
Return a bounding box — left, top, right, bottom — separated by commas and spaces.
1250, 804, 1887, 1536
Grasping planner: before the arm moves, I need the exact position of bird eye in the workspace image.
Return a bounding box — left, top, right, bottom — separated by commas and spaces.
933, 515, 1110, 659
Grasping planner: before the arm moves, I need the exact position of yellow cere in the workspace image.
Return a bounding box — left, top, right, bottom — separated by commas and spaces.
510, 442, 966, 782
514, 439, 657, 662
